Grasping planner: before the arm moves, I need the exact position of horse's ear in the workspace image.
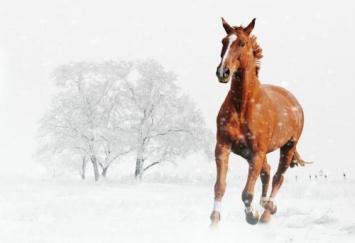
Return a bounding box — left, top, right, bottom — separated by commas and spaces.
221, 17, 234, 34
244, 18, 256, 36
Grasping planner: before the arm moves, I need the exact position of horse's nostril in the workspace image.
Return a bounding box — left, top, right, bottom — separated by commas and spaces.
216, 66, 230, 81
224, 68, 230, 78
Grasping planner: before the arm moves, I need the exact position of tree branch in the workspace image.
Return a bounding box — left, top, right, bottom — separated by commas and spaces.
151, 128, 192, 138
143, 161, 161, 173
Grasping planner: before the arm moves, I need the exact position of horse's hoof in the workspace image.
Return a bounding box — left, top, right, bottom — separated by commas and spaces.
271, 204, 277, 215
210, 211, 221, 221
265, 201, 277, 215
245, 209, 259, 225
260, 202, 277, 223
260, 211, 271, 223
210, 211, 220, 228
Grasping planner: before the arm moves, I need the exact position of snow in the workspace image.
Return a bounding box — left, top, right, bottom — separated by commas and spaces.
1, 176, 354, 243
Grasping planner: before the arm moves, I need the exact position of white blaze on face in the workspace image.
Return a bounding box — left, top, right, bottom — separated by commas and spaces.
218, 34, 237, 78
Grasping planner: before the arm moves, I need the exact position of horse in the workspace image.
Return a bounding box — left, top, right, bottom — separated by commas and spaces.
210, 18, 309, 227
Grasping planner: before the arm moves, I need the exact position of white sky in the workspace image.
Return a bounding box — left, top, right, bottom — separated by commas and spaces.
1, 0, 355, 177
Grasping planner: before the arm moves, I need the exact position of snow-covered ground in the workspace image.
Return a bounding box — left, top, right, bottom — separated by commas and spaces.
1, 174, 354, 243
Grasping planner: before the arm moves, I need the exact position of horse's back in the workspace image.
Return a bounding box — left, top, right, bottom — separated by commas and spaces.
263, 84, 302, 113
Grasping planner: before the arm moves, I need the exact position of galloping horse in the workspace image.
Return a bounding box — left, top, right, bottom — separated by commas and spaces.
210, 18, 308, 227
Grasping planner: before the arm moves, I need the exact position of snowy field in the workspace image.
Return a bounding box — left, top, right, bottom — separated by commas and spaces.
1, 175, 354, 243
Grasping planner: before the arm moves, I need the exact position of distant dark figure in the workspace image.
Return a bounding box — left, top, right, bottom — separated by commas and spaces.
343, 172, 346, 180
295, 175, 298, 182
309, 175, 312, 181
319, 169, 324, 178
325, 174, 327, 181
315, 174, 318, 181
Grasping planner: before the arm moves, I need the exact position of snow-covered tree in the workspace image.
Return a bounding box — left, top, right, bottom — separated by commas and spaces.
37, 60, 132, 181
125, 59, 214, 180
37, 59, 213, 181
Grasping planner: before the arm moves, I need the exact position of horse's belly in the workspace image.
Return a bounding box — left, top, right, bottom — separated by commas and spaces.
267, 117, 299, 152
264, 85, 304, 151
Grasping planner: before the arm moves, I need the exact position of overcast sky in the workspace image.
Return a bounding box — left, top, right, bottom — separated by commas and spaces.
1, 0, 355, 178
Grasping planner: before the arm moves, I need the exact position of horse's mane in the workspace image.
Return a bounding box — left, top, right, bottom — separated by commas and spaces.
234, 26, 263, 76
250, 35, 263, 76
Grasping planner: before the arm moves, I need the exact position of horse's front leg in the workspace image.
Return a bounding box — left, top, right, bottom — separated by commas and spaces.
259, 159, 271, 208
210, 142, 232, 228
242, 152, 265, 225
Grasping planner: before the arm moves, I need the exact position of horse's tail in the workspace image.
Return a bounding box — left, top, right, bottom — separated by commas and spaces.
290, 150, 312, 168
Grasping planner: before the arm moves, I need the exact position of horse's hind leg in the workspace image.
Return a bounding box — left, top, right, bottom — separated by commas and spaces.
259, 159, 271, 208
260, 141, 296, 223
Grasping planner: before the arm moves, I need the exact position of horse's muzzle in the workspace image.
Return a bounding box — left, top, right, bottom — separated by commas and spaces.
216, 67, 230, 83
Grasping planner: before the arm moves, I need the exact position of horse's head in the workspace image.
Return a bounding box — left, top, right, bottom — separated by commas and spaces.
216, 18, 256, 83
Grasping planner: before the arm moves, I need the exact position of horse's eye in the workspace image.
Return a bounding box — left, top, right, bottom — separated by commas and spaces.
239, 41, 245, 47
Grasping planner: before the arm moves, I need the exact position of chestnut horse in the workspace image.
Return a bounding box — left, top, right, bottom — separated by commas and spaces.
210, 18, 308, 227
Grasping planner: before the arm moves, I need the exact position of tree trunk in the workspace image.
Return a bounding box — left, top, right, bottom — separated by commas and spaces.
102, 166, 109, 178
81, 156, 86, 180
51, 162, 56, 181
91, 155, 100, 181
135, 157, 144, 180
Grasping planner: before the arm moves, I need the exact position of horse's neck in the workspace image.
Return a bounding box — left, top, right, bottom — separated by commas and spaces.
230, 67, 261, 118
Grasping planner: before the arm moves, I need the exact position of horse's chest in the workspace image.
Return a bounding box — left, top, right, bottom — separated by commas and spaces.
224, 117, 252, 140
224, 120, 254, 160
232, 139, 253, 160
